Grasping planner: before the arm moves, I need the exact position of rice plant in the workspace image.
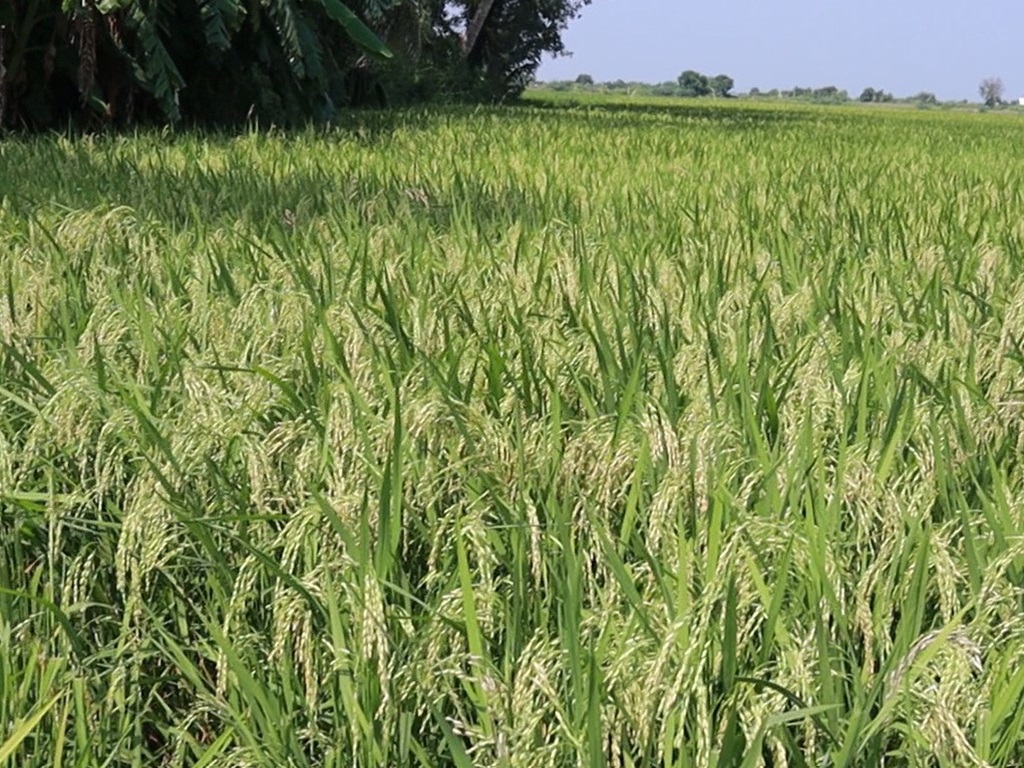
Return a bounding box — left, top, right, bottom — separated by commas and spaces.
3, 98, 1024, 766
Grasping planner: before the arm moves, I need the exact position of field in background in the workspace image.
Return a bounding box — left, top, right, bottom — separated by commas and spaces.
3, 97, 1024, 766
526, 87, 1024, 115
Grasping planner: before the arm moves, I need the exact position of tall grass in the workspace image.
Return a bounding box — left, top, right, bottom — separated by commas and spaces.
2, 98, 1024, 766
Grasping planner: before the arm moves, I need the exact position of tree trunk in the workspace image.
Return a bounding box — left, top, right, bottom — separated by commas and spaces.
463, 0, 496, 58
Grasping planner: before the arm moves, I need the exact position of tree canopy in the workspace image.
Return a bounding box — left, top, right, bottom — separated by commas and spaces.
979, 77, 1004, 108
676, 70, 734, 98
0, 0, 591, 129
677, 70, 711, 98
708, 74, 734, 98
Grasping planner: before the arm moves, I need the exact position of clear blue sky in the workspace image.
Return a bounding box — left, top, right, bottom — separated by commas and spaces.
538, 0, 1020, 101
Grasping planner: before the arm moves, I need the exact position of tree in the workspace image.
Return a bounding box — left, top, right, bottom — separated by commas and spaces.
0, 0, 392, 128
858, 87, 892, 104
464, 0, 499, 58
0, 0, 594, 128
575, 73, 594, 85
677, 70, 710, 97
979, 77, 1004, 107
456, 0, 594, 100
708, 74, 734, 98
359, 0, 594, 104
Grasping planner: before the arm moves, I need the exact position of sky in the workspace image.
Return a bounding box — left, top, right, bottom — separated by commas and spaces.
537, 0, 1020, 102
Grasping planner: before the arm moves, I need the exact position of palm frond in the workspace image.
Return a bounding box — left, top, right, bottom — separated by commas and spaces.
0, 28, 7, 127
315, 0, 392, 59
74, 2, 98, 103
294, 9, 325, 84
263, 0, 306, 79
200, 0, 244, 51
127, 0, 185, 120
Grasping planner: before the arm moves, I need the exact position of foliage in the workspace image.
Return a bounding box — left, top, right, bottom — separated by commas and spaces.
708, 73, 734, 97
458, 0, 593, 99
979, 76, 1004, 108
859, 87, 894, 103
547, 70, 738, 100
0, 0, 392, 128
4, 95, 1024, 765
678, 69, 711, 97
0, 0, 590, 128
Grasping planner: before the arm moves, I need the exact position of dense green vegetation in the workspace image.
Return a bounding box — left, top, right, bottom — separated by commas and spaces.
0, 0, 589, 129
3, 97, 1024, 766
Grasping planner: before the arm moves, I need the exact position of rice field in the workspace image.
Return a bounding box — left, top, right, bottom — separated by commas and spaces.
2, 97, 1024, 767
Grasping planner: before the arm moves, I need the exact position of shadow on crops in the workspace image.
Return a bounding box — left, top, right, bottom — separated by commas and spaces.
0, 98, 801, 236
519, 96, 819, 132
331, 96, 820, 138
0, 142, 550, 239
323, 97, 818, 142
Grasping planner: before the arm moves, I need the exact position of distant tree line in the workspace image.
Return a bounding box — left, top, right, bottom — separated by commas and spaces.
857, 87, 894, 103
553, 69, 736, 98
0, 0, 591, 129
676, 70, 734, 98
540, 74, 1011, 110
750, 85, 850, 104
